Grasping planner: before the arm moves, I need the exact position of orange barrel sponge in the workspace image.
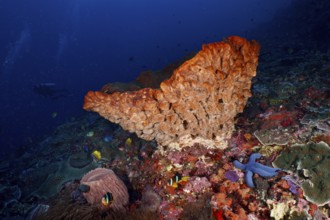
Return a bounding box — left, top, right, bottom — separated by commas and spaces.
80, 168, 129, 211
84, 36, 260, 151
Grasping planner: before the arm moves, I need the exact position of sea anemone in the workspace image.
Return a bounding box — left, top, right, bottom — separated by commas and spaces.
139, 186, 161, 213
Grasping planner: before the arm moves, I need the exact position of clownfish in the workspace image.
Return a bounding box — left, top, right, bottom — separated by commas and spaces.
168, 173, 189, 188
101, 192, 113, 206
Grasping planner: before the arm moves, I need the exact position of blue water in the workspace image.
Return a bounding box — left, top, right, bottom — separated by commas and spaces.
0, 0, 304, 157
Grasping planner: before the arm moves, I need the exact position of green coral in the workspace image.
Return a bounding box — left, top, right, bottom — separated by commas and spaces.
273, 142, 330, 206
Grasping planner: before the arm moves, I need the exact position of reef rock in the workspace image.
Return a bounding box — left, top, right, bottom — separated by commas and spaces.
84, 36, 260, 150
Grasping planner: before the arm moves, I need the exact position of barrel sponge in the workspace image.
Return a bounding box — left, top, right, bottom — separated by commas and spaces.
273, 142, 330, 206
80, 168, 129, 211
83, 36, 260, 151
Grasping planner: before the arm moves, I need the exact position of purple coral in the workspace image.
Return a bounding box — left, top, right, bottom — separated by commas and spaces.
225, 170, 239, 182
282, 175, 301, 195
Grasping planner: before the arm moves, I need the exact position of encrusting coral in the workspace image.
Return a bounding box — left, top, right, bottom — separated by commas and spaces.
273, 142, 330, 206
84, 36, 260, 150
32, 158, 97, 199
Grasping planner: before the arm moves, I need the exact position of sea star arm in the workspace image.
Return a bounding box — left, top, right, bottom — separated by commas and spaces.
245, 170, 255, 188
249, 153, 262, 162
233, 160, 246, 170
252, 164, 280, 177
254, 163, 280, 176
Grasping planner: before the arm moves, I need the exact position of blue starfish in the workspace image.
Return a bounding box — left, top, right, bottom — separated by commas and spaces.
233, 153, 280, 188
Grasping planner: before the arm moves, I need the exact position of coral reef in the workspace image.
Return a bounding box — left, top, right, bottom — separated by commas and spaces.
32, 158, 97, 199
19, 163, 59, 198
273, 142, 330, 206
254, 128, 294, 146
210, 180, 255, 219
36, 185, 158, 220
84, 36, 260, 150
69, 151, 93, 168
3, 22, 330, 218
80, 168, 129, 211
183, 177, 212, 193
26, 204, 49, 220
138, 186, 161, 213
179, 193, 213, 220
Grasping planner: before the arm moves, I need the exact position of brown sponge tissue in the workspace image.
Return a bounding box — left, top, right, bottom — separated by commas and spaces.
83, 36, 260, 151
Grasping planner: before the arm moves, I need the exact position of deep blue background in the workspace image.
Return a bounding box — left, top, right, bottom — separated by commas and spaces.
0, 0, 292, 156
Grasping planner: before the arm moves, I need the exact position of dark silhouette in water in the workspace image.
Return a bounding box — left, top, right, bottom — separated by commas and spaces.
33, 83, 69, 100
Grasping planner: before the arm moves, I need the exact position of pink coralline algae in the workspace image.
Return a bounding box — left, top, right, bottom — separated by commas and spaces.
183, 177, 212, 194
167, 150, 185, 165
159, 201, 183, 220
80, 168, 129, 211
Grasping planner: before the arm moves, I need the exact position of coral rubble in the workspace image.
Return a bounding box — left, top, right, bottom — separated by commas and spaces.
84, 36, 260, 150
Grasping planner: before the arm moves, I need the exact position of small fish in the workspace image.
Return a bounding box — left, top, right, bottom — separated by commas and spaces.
103, 135, 113, 142
168, 173, 189, 188
33, 83, 69, 100
244, 133, 252, 141
91, 150, 101, 160
269, 99, 283, 105
287, 48, 294, 54
86, 131, 94, 137
125, 137, 132, 147
101, 192, 113, 206
128, 56, 134, 62
82, 145, 89, 153
51, 112, 58, 118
